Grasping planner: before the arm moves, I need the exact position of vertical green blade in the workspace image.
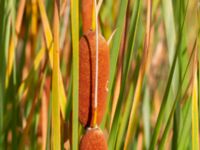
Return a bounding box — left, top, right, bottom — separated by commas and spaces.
71, 0, 79, 149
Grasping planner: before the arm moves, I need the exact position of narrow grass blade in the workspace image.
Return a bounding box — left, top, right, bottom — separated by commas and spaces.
41, 88, 48, 150
18, 47, 45, 99
162, 0, 176, 64
46, 94, 52, 150
19, 68, 47, 149
5, 34, 15, 88
162, 0, 179, 102
162, 0, 176, 61
149, 23, 192, 149
106, 0, 129, 147
124, 0, 152, 148
0, 0, 7, 148
97, 0, 103, 14
15, 0, 26, 34
0, 0, 11, 149
115, 83, 134, 150
107, 0, 128, 101
150, 1, 189, 147
5, 0, 25, 88
177, 97, 191, 150
191, 48, 199, 150
31, 0, 38, 37
108, 0, 141, 148
142, 86, 151, 149
149, 36, 180, 150
70, 0, 79, 149
37, 0, 53, 64
123, 68, 144, 149
107, 29, 117, 46
66, 77, 72, 120
159, 84, 186, 150
37, 0, 67, 119
51, 1, 61, 149
159, 37, 196, 149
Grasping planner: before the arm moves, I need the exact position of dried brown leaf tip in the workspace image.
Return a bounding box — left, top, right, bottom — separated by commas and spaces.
80, 128, 108, 150
79, 30, 110, 127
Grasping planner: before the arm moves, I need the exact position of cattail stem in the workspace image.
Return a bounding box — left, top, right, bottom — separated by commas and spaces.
93, 0, 99, 126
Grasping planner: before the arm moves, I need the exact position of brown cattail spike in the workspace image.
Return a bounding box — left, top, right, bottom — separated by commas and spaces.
80, 128, 108, 150
81, 0, 93, 33
79, 30, 110, 127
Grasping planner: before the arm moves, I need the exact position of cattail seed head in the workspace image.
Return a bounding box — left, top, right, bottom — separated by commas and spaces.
81, 0, 93, 33
80, 128, 108, 150
79, 30, 110, 127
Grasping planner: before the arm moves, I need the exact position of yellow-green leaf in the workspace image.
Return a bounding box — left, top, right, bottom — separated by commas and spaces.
37, 0, 67, 119
51, 0, 61, 149
192, 53, 199, 150
71, 0, 79, 149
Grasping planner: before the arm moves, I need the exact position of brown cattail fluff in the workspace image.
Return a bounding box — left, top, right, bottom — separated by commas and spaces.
79, 30, 110, 127
81, 0, 93, 33
80, 128, 108, 150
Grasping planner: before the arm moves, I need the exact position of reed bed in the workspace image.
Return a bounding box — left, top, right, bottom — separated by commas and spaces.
0, 0, 200, 149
